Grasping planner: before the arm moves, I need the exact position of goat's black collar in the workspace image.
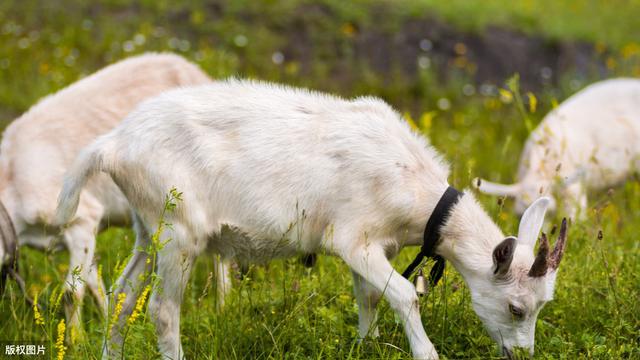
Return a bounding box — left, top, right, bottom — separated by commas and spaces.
402, 186, 462, 287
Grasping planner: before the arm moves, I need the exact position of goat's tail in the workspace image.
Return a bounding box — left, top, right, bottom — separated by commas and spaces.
55, 136, 114, 226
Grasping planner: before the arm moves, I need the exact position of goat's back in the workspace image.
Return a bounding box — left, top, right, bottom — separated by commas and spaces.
99, 80, 449, 256
0, 53, 211, 223
517, 78, 640, 183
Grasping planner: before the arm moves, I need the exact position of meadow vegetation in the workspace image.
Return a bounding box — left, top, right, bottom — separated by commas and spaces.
0, 1, 638, 359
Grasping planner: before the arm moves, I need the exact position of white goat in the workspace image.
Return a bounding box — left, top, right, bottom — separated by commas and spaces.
0, 53, 228, 333
476, 78, 640, 217
56, 80, 568, 359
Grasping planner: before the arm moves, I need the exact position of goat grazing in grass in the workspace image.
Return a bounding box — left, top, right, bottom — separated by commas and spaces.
0, 53, 231, 335
475, 78, 640, 218
56, 80, 568, 359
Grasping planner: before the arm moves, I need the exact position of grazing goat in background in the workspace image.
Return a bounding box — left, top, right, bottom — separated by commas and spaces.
57, 80, 568, 359
0, 53, 230, 335
475, 78, 640, 218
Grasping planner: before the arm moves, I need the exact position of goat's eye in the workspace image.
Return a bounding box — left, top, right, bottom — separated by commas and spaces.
509, 304, 525, 319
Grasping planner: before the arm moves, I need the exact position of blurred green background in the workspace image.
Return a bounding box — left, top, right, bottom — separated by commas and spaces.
0, 1, 639, 359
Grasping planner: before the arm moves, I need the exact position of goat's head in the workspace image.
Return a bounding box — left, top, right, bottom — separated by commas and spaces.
466, 197, 567, 358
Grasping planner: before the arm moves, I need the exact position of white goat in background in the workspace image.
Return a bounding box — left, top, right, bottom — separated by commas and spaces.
57, 80, 568, 359
0, 53, 230, 334
475, 78, 640, 217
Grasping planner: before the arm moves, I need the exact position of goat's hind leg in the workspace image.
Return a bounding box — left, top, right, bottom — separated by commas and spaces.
147, 227, 196, 360
103, 215, 153, 359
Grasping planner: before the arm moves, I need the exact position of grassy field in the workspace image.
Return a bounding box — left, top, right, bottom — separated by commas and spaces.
0, 1, 639, 359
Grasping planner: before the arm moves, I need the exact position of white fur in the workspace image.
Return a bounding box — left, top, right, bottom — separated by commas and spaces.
0, 53, 224, 333
476, 78, 640, 217
57, 80, 565, 359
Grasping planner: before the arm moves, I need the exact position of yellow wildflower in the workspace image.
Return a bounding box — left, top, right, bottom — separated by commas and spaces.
341, 23, 356, 37
403, 112, 419, 131
190, 10, 205, 25
285, 61, 300, 76
28, 284, 41, 298
453, 56, 467, 68
57, 263, 68, 274
454, 42, 467, 55
110, 293, 127, 329
128, 285, 151, 325
33, 291, 44, 326
39, 62, 50, 74
419, 111, 435, 130
97, 265, 105, 305
55, 319, 66, 360
527, 92, 537, 113
113, 259, 127, 280
49, 287, 64, 313
499, 89, 513, 103
621, 42, 640, 59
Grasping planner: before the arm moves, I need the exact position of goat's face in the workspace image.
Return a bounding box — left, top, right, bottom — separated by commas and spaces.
469, 198, 567, 358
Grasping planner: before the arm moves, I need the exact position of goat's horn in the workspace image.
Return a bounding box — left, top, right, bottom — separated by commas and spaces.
473, 178, 521, 197
549, 218, 568, 270
0, 200, 19, 296
528, 232, 550, 277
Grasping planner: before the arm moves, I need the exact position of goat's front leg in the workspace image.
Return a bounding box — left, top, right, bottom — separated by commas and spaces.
352, 270, 381, 338
213, 255, 231, 310
339, 242, 437, 359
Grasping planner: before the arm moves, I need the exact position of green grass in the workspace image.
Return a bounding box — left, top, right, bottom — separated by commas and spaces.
0, 1, 639, 359
409, 0, 640, 50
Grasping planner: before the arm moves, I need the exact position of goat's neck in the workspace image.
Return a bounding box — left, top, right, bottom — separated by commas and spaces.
435, 193, 505, 281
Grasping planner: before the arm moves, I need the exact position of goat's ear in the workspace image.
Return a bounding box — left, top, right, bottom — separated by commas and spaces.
517, 197, 551, 248
493, 236, 516, 277
473, 178, 521, 197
